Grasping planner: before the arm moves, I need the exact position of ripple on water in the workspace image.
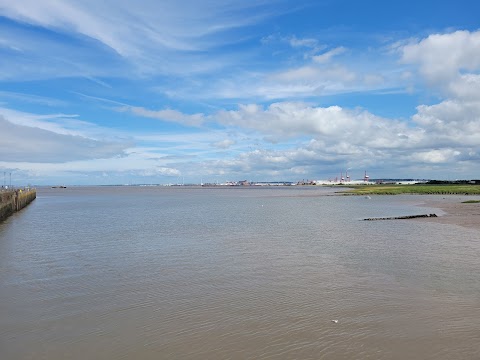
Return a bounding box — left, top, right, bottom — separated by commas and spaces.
1, 187, 479, 359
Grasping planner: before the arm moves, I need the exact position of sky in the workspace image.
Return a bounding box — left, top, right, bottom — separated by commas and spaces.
1, 0, 480, 185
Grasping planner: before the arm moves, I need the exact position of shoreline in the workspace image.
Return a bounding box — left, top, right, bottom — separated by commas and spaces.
415, 198, 480, 230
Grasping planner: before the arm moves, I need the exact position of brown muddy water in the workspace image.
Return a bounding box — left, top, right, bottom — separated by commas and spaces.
1, 186, 479, 359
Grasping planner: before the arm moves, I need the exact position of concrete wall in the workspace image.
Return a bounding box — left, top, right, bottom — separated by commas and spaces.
0, 189, 36, 222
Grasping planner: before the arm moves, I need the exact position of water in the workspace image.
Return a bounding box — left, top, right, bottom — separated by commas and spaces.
1, 186, 479, 359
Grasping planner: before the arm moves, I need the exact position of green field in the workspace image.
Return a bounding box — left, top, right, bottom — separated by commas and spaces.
339, 184, 480, 195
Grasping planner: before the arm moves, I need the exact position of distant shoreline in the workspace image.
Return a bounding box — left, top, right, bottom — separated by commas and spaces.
338, 183, 480, 196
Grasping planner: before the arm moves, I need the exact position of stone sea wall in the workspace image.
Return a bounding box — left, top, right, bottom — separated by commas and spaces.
0, 189, 37, 222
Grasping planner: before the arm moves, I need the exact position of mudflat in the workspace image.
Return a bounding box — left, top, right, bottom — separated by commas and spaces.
418, 200, 480, 230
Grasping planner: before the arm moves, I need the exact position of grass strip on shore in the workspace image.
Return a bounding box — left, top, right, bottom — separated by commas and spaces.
339, 184, 480, 195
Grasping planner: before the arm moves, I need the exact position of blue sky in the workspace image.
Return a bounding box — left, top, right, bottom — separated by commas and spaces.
1, 0, 480, 185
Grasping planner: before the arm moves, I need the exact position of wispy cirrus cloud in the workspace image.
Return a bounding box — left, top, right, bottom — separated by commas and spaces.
0, 0, 292, 78
312, 46, 347, 64
118, 106, 206, 127
0, 91, 68, 107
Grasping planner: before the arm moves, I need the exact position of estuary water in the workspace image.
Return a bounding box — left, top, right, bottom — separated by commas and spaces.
0, 186, 479, 359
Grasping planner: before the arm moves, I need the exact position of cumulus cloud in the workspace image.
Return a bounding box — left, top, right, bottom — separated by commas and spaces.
448, 74, 480, 100
215, 102, 407, 144
180, 143, 377, 181
396, 29, 480, 173
413, 100, 480, 146
409, 149, 461, 164
204, 99, 479, 178
401, 30, 480, 97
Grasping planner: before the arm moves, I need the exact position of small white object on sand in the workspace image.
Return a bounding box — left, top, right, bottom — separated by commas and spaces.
331, 319, 338, 324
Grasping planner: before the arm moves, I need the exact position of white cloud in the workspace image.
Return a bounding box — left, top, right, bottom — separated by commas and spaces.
0, 153, 181, 183
448, 74, 480, 101
212, 139, 236, 149
401, 30, 480, 93
0, 106, 127, 141
155, 45, 397, 101
0, 0, 289, 78
163, 62, 381, 102
409, 149, 461, 164
0, 20, 129, 81
206, 99, 480, 177
0, 91, 67, 107
287, 35, 320, 49
119, 106, 206, 127
312, 47, 346, 64
396, 29, 480, 171
215, 102, 405, 144
413, 100, 480, 146
0, 115, 129, 162
363, 74, 385, 86
139, 167, 181, 177
271, 64, 356, 83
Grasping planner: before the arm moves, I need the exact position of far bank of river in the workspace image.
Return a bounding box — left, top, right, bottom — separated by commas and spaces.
338, 183, 480, 195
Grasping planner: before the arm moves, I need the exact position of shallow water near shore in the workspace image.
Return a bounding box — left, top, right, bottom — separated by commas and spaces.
1, 186, 479, 359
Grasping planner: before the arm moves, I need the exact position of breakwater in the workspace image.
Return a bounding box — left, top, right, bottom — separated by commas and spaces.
0, 189, 37, 222
363, 213, 437, 221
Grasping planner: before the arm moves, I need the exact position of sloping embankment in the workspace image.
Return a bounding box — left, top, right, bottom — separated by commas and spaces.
0, 189, 37, 222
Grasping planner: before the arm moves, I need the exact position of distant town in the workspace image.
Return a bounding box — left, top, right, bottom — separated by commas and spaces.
164, 178, 480, 187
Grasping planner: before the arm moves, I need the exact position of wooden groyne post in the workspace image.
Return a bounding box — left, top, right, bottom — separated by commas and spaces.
0, 188, 37, 222
363, 213, 437, 221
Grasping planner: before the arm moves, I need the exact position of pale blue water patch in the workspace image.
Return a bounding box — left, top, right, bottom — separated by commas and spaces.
0, 186, 479, 359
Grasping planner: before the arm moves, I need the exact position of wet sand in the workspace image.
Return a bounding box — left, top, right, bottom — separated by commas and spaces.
418, 199, 480, 230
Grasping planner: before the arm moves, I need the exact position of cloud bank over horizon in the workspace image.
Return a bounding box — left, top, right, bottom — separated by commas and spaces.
1, 0, 479, 184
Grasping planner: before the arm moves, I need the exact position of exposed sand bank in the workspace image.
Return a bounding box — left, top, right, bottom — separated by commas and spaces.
417, 199, 480, 230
